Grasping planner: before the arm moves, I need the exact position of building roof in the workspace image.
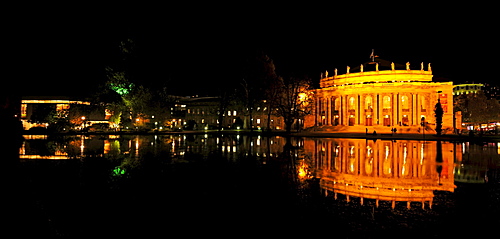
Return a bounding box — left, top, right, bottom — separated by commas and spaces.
349, 58, 406, 73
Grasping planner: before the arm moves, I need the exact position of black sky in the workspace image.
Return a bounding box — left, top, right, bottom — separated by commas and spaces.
8, 4, 500, 97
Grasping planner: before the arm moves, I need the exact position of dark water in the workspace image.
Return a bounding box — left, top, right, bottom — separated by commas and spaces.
8, 134, 500, 238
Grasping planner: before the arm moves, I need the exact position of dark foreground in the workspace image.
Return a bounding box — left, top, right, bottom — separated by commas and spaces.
5, 156, 500, 238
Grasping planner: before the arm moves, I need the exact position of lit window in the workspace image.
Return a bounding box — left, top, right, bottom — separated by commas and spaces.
256, 119, 261, 124
365, 96, 372, 109
233, 111, 237, 116
383, 96, 391, 109
401, 95, 409, 109
349, 97, 355, 109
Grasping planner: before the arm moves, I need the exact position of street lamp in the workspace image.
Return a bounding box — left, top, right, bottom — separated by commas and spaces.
81, 116, 86, 129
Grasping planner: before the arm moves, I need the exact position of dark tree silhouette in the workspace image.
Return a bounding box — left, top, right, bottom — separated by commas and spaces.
434, 99, 444, 135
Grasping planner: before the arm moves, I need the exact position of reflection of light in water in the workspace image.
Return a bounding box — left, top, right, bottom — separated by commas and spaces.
366, 146, 373, 175
80, 137, 85, 157
402, 144, 408, 176
384, 145, 389, 160
366, 146, 372, 157
135, 137, 139, 157
104, 140, 110, 154
297, 161, 309, 179
349, 145, 355, 173
420, 143, 424, 165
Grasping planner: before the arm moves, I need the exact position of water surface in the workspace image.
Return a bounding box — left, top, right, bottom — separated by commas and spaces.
13, 134, 500, 237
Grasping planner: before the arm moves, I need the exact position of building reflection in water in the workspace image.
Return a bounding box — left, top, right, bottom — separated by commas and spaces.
18, 134, 500, 203
303, 138, 458, 209
18, 134, 289, 163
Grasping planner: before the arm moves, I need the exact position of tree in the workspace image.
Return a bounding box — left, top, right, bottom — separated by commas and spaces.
454, 92, 500, 123
274, 76, 314, 133
239, 51, 278, 130
215, 87, 236, 130
434, 99, 444, 135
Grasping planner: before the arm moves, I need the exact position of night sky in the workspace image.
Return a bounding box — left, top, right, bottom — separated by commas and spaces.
7, 4, 499, 98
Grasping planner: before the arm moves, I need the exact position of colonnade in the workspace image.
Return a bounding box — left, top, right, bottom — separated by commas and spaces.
315, 92, 431, 127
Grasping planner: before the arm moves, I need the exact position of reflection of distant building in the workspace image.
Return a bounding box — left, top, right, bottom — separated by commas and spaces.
305, 138, 456, 209
455, 142, 500, 183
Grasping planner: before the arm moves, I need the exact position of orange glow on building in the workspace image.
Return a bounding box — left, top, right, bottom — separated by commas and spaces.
305, 58, 455, 133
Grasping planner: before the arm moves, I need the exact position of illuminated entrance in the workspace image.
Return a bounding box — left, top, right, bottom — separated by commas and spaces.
365, 115, 372, 126
383, 115, 391, 126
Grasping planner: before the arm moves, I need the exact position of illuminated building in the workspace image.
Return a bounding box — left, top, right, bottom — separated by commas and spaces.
453, 83, 483, 96
304, 138, 457, 209
305, 57, 456, 133
21, 96, 94, 130
183, 96, 285, 130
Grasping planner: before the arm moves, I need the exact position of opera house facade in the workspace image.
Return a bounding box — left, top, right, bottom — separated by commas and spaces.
306, 58, 456, 133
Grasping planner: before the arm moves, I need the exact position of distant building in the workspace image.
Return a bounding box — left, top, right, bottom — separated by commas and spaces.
306, 57, 456, 133
183, 96, 285, 130
20, 96, 106, 130
453, 83, 483, 96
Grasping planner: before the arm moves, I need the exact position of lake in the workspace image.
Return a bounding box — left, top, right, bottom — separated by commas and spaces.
9, 134, 500, 237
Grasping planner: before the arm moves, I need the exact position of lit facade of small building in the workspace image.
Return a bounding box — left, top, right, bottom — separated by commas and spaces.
306, 59, 455, 133
453, 83, 483, 95
20, 96, 101, 130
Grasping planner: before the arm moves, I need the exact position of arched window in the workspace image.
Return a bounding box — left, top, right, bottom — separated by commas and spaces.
335, 98, 340, 111
401, 95, 409, 109
365, 96, 372, 109
420, 95, 426, 110
348, 97, 356, 110
383, 96, 391, 109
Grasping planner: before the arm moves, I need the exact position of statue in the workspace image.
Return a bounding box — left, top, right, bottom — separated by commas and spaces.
347, 66, 350, 74
406, 62, 410, 70
375, 62, 379, 71
326, 70, 329, 78
334, 68, 338, 76
428, 63, 432, 71
421, 62, 424, 71
391, 62, 395, 70
360, 64, 364, 72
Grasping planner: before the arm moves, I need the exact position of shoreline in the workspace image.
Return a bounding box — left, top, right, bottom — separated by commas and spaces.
21, 130, 500, 142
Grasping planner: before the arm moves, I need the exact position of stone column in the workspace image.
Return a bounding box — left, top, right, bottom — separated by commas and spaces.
411, 93, 415, 126
416, 94, 420, 126
376, 94, 381, 126
393, 93, 398, 126
327, 97, 331, 126
356, 94, 360, 125
343, 95, 348, 126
